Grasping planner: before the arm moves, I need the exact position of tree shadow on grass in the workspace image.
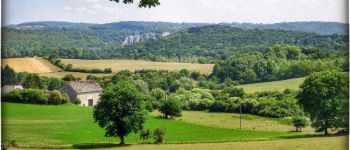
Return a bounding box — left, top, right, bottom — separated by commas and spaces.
72, 143, 131, 149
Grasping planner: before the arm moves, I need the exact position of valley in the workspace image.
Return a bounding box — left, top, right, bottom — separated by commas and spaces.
1, 21, 348, 150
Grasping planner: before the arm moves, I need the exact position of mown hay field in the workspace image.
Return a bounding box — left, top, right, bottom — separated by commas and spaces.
1, 57, 61, 73
99, 136, 348, 150
61, 59, 214, 74
238, 77, 306, 93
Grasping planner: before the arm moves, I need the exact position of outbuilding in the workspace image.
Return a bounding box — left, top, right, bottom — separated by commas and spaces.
1, 85, 24, 93
60, 80, 103, 106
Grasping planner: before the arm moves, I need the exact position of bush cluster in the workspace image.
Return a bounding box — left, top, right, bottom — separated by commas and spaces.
45, 55, 112, 74
2, 89, 69, 105
164, 88, 303, 118
139, 128, 166, 144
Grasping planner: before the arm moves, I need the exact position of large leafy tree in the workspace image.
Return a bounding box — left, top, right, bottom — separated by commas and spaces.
93, 81, 147, 144
298, 71, 349, 135
110, 0, 160, 8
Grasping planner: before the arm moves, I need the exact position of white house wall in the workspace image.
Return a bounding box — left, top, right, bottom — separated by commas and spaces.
77, 92, 101, 106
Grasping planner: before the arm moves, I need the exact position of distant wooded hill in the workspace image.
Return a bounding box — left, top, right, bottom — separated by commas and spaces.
2, 21, 348, 61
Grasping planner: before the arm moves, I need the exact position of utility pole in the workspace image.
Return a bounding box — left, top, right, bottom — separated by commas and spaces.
239, 105, 242, 129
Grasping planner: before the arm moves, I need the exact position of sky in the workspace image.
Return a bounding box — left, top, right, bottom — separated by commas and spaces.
2, 0, 348, 25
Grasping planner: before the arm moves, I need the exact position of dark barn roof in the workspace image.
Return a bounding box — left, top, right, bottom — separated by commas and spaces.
63, 80, 103, 94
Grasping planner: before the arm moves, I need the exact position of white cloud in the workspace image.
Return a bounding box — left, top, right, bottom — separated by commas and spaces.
63, 6, 71, 11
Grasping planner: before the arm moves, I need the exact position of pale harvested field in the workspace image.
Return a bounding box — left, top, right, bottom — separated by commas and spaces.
2, 57, 61, 73
61, 59, 214, 74
97, 136, 348, 150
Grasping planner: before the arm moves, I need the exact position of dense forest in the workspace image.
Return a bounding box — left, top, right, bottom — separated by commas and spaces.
120, 25, 348, 63
222, 21, 348, 35
2, 21, 348, 61
210, 44, 348, 83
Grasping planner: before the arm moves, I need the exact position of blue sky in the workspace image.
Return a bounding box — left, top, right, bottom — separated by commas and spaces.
2, 0, 348, 25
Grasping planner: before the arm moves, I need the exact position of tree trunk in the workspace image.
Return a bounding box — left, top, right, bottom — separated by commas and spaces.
324, 119, 328, 135
120, 135, 125, 145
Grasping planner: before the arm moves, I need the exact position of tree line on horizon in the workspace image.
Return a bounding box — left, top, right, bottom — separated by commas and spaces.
2, 23, 348, 62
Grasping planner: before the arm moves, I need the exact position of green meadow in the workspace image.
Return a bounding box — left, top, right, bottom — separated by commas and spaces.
1, 102, 313, 148
238, 77, 306, 93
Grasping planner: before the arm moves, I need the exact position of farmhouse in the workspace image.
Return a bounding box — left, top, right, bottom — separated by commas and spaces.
60, 80, 103, 106
1, 85, 24, 93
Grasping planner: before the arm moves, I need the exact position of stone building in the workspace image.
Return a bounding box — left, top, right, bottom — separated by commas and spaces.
60, 80, 103, 106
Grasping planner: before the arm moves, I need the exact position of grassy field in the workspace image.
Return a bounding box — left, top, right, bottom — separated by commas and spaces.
96, 136, 348, 150
238, 77, 306, 93
151, 111, 314, 132
2, 57, 61, 73
61, 59, 214, 74
2, 103, 314, 148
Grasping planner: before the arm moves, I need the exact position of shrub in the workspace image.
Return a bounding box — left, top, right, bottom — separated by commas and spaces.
2, 89, 48, 104
153, 128, 166, 144
48, 90, 69, 105
208, 101, 228, 112
65, 64, 73, 71
139, 129, 152, 143
63, 74, 81, 81
104, 68, 112, 73
292, 116, 308, 132
72, 98, 81, 105
2, 91, 22, 103
61, 93, 70, 104
90, 68, 104, 73
21, 89, 48, 104
196, 99, 213, 110
240, 98, 259, 113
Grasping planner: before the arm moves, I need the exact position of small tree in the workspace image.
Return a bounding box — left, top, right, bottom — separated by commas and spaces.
292, 116, 308, 132
93, 81, 147, 144
159, 98, 182, 118
153, 128, 166, 144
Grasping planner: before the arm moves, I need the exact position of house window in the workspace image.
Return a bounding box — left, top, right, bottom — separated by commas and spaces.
88, 99, 93, 106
